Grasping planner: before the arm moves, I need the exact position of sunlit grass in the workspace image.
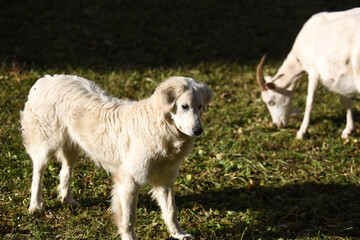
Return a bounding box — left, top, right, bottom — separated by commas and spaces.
1, 61, 360, 239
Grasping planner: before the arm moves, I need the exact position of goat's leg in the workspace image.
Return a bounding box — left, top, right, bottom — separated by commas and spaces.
341, 96, 354, 139
296, 74, 318, 139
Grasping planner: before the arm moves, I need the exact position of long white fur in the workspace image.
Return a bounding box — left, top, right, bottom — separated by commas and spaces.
21, 75, 212, 240
259, 8, 360, 139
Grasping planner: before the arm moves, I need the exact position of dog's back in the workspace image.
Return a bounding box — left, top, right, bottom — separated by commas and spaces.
25, 74, 120, 111
21, 75, 123, 159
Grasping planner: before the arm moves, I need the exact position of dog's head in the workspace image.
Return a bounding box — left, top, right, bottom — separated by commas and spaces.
155, 76, 213, 137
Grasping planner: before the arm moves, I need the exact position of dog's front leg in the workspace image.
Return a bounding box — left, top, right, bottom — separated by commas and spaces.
151, 185, 194, 240
112, 173, 140, 240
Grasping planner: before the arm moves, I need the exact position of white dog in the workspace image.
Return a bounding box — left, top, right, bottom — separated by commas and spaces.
21, 75, 213, 240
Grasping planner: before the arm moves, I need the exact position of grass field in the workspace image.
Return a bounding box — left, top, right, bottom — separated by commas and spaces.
1, 1, 360, 239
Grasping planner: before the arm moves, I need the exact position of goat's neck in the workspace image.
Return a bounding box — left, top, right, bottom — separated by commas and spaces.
272, 53, 305, 91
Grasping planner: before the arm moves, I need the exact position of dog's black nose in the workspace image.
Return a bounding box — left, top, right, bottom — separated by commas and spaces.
193, 127, 203, 136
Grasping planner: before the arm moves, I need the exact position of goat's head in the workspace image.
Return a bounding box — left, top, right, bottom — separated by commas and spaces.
256, 55, 299, 127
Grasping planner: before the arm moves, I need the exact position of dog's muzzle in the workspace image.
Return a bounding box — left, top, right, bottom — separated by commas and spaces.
193, 126, 203, 136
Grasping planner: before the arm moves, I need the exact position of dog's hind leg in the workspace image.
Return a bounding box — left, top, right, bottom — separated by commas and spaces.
28, 148, 51, 213
151, 185, 194, 240
112, 173, 140, 240
56, 145, 80, 207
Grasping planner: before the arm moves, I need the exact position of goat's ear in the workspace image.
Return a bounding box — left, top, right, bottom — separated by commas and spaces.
265, 82, 277, 90
156, 81, 185, 112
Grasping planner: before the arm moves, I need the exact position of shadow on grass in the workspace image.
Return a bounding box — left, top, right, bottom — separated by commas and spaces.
31, 182, 360, 238
1, 0, 359, 69
177, 183, 360, 238
73, 182, 360, 238
305, 110, 360, 138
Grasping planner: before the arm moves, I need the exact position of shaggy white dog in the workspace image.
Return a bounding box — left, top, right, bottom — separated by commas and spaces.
21, 75, 213, 240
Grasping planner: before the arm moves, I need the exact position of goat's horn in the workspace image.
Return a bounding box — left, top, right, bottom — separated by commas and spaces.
256, 55, 267, 91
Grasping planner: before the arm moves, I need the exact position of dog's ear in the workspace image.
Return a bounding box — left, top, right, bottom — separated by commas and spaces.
156, 80, 185, 112
193, 81, 213, 112
201, 85, 213, 112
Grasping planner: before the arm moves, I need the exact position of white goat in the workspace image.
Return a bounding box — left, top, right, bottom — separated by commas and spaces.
257, 8, 360, 139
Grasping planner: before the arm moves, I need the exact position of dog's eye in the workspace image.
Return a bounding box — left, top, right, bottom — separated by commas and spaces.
268, 100, 275, 106
182, 104, 189, 110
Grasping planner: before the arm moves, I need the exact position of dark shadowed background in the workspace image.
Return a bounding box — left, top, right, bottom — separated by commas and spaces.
1, 0, 359, 69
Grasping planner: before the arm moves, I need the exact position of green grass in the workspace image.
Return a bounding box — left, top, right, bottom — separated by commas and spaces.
2, 1, 360, 240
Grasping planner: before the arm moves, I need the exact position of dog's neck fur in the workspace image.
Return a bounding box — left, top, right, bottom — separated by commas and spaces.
143, 96, 194, 159
117, 96, 194, 153
79, 91, 194, 169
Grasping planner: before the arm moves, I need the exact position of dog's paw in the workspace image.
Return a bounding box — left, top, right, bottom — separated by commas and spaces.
172, 233, 195, 240
182, 235, 195, 240
341, 128, 353, 139
28, 201, 45, 214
